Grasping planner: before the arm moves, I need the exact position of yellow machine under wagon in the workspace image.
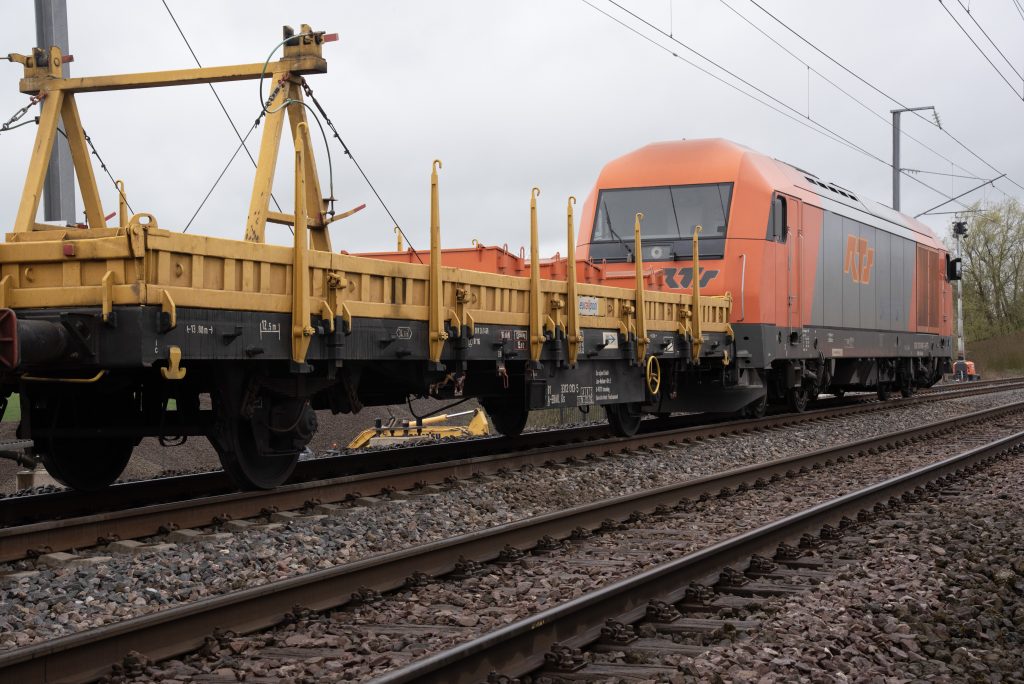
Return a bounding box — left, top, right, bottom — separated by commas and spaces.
0, 24, 733, 492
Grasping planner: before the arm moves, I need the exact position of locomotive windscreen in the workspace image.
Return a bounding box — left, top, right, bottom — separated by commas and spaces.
590, 183, 732, 261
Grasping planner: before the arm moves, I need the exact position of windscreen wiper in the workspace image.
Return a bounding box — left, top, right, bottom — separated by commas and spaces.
600, 208, 635, 261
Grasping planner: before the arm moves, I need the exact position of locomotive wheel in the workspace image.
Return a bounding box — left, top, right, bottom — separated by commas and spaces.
482, 402, 529, 437
213, 416, 301, 490
606, 402, 643, 437
40, 438, 134, 492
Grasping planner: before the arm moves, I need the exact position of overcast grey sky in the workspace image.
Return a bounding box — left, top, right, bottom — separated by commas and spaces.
1, 1, 1021, 255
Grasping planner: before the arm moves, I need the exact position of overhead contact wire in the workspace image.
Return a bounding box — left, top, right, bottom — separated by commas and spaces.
745, 0, 1024, 196
718, 0, 984, 183
183, 120, 258, 233
939, 0, 1024, 102
585, 0, 966, 208
159, 0, 284, 215
301, 79, 423, 263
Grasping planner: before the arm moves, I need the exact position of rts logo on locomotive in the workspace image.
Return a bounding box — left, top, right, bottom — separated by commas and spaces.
844, 235, 875, 285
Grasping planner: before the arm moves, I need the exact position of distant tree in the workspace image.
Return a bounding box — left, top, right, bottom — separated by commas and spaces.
950, 198, 1024, 341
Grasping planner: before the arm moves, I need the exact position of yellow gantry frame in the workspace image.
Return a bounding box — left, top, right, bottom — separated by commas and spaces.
10, 26, 332, 249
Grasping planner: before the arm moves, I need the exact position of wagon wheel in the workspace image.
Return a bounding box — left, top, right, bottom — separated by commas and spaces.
876, 383, 892, 401
741, 393, 768, 419
786, 385, 809, 413
40, 438, 134, 492
606, 402, 643, 437
210, 374, 311, 490
212, 415, 302, 490
481, 400, 529, 437
33, 389, 137, 492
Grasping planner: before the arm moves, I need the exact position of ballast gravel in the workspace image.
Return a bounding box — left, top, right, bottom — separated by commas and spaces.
1, 388, 1022, 651
119, 407, 1024, 682
671, 451, 1024, 683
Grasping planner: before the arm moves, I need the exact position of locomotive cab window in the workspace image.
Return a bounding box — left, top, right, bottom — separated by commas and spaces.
767, 194, 787, 242
590, 182, 732, 262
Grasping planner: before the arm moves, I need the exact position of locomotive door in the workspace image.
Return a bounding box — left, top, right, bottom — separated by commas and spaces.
783, 194, 803, 330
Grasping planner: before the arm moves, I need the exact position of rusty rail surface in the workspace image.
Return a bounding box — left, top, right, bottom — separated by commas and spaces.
2, 399, 1022, 683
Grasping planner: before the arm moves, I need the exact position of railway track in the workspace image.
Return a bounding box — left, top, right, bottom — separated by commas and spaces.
2, 396, 1022, 682
371, 421, 1023, 683
1, 378, 1020, 563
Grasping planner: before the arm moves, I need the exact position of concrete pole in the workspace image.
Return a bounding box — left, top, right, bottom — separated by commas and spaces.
890, 105, 935, 213
892, 111, 901, 212
34, 0, 76, 225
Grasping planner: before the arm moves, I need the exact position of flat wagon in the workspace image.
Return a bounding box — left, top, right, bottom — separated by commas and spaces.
0, 26, 734, 491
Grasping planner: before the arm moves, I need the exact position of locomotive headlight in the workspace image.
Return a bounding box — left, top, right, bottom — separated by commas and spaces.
650, 246, 665, 260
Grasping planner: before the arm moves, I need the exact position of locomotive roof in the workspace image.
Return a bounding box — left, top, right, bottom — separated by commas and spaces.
594, 138, 944, 249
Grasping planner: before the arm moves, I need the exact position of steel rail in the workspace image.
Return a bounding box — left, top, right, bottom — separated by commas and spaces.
1, 379, 1022, 561
1, 377, 1015, 527
1, 399, 1021, 683
372, 426, 1024, 683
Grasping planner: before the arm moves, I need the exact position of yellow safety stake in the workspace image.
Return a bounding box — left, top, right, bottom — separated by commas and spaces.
428, 160, 448, 363
566, 196, 582, 367
691, 224, 703, 361
116, 180, 128, 228
633, 212, 648, 362
529, 187, 543, 363
291, 123, 316, 366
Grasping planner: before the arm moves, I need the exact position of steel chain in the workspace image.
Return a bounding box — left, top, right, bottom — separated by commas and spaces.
0, 94, 43, 134
263, 78, 287, 114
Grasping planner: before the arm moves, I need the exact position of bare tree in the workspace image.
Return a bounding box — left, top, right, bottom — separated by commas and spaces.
953, 199, 1024, 341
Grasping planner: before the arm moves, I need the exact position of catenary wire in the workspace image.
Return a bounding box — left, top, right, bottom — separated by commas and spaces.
939, 0, 1024, 101
300, 79, 422, 262
579, 1, 875, 159
719, 0, 988, 185
183, 119, 259, 232
1012, 0, 1024, 24
745, 0, 1024, 197
904, 168, 986, 180
591, 0, 967, 208
52, 126, 135, 219
954, 0, 1024, 83
159, 0, 284, 215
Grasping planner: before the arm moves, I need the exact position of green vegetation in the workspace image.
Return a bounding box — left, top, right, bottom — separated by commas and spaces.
954, 198, 1024, 342
2, 394, 20, 423
962, 331, 1024, 378
946, 199, 1024, 377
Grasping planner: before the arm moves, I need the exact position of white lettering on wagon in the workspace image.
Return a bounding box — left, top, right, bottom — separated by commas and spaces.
186, 323, 214, 335
259, 320, 281, 339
